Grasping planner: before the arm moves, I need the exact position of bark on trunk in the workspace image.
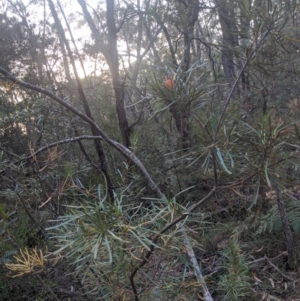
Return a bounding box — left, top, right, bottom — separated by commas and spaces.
106, 0, 130, 147
216, 0, 239, 84
275, 183, 295, 268
78, 0, 130, 147
169, 102, 190, 149
48, 0, 114, 201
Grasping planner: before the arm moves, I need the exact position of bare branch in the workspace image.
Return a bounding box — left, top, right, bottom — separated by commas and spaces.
0, 67, 164, 199
20, 135, 103, 160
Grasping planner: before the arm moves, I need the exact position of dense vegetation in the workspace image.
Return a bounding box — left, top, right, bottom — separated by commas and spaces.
1, 0, 300, 300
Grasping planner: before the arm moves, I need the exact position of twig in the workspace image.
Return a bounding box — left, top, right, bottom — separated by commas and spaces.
265, 256, 295, 283
20, 135, 103, 161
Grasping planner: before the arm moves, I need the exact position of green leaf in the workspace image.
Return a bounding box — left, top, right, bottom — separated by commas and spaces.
216, 148, 232, 175
129, 229, 151, 251
247, 177, 260, 210
264, 160, 272, 188
104, 235, 113, 264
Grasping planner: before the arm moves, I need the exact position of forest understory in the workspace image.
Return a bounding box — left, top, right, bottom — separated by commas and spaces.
1, 0, 300, 300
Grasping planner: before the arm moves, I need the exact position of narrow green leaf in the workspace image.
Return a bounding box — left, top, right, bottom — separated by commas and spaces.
248, 177, 260, 211
216, 148, 232, 175
129, 229, 150, 251
104, 235, 113, 264
107, 230, 129, 243
201, 153, 211, 174
264, 160, 272, 188
92, 235, 102, 259
228, 151, 234, 168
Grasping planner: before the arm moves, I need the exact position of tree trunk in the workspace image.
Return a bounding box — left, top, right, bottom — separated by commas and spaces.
215, 0, 239, 83
170, 103, 190, 149
275, 183, 295, 268
106, 0, 130, 147
180, 0, 199, 73
78, 0, 130, 148
48, 0, 114, 201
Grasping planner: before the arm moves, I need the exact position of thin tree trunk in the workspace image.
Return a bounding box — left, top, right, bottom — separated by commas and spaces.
106, 0, 130, 147
274, 183, 295, 268
78, 0, 130, 147
48, 0, 114, 201
215, 0, 239, 84
180, 0, 199, 73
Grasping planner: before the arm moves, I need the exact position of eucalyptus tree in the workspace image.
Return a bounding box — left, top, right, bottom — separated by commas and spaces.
0, 12, 30, 70
77, 0, 133, 148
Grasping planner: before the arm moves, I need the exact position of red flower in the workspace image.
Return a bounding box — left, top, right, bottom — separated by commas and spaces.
164, 78, 175, 90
